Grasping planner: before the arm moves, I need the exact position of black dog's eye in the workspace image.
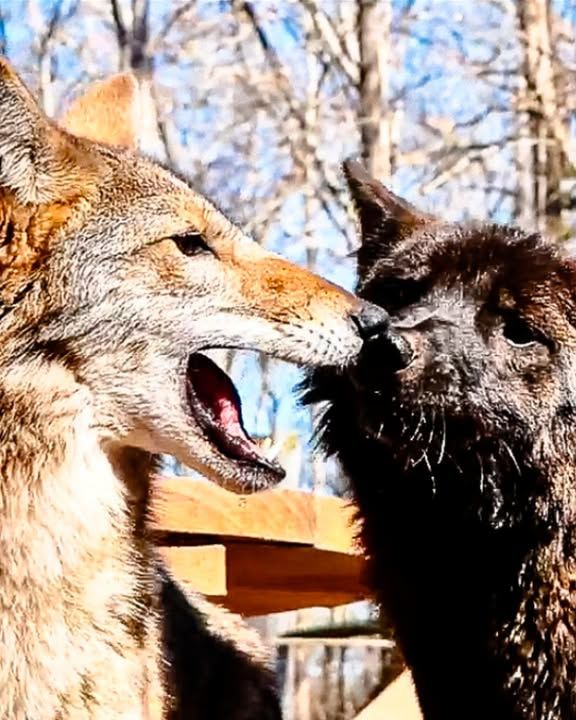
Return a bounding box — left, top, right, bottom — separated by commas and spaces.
502, 313, 545, 348
172, 232, 211, 257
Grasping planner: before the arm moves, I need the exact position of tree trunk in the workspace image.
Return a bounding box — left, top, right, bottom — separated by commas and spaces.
109, 0, 166, 161
356, 0, 392, 181
516, 0, 570, 237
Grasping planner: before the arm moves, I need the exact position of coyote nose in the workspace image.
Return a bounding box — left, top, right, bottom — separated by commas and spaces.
351, 302, 391, 339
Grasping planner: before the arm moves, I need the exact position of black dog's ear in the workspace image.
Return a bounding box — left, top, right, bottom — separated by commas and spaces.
343, 159, 436, 271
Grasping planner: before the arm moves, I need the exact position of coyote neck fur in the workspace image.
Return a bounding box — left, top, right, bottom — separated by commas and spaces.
0, 361, 160, 719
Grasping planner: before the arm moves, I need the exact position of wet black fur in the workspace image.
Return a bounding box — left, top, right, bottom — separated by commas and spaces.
303, 165, 576, 719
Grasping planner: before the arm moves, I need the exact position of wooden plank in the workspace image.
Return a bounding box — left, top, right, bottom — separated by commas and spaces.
152, 478, 317, 545
213, 587, 367, 617
226, 544, 366, 591
354, 670, 422, 720
159, 542, 370, 616
152, 480, 367, 614
220, 543, 370, 615
314, 494, 362, 554
152, 478, 361, 555
159, 544, 227, 596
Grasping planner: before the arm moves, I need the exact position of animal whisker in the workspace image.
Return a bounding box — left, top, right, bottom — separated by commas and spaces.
501, 440, 521, 477
437, 406, 447, 466
425, 407, 437, 456
408, 407, 425, 443
422, 450, 436, 495
477, 450, 485, 495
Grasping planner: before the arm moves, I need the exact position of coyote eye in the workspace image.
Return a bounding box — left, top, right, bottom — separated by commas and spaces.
502, 314, 544, 348
172, 232, 211, 257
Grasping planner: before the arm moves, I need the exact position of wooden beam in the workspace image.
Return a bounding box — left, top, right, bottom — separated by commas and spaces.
220, 543, 369, 616
152, 478, 317, 544
158, 545, 227, 596
225, 543, 366, 593
212, 587, 367, 617
151, 478, 361, 555
159, 541, 372, 616
152, 479, 369, 615
314, 495, 361, 554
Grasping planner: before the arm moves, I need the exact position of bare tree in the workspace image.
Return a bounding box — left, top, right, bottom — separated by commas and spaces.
356, 0, 393, 179
515, 0, 574, 235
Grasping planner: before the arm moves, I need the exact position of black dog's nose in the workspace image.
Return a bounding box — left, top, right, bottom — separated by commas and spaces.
351, 302, 391, 339
362, 331, 414, 373
351, 302, 414, 379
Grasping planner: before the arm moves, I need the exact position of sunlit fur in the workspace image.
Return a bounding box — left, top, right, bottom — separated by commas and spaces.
305, 161, 576, 720
0, 59, 371, 718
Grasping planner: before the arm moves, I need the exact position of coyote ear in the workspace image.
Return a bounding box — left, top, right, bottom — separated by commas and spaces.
59, 73, 140, 150
343, 159, 435, 269
0, 57, 102, 205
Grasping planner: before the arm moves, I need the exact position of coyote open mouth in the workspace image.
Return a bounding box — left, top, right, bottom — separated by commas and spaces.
186, 353, 285, 484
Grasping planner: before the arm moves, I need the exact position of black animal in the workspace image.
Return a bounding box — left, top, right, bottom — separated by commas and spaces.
159, 567, 281, 720
304, 161, 576, 719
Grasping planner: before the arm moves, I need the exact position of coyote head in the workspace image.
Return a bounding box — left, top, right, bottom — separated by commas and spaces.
0, 62, 387, 492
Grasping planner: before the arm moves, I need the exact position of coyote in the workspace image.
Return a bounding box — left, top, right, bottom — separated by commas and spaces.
0, 61, 388, 719
305, 161, 576, 719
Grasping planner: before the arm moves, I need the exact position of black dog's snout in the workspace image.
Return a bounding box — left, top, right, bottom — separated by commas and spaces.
351, 302, 391, 340
363, 331, 413, 373
351, 302, 414, 382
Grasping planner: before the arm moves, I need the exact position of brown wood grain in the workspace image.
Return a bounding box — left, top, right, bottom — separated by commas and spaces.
314, 494, 362, 554
223, 543, 369, 615
151, 478, 317, 544
212, 587, 368, 617
225, 544, 366, 593
158, 544, 227, 596
151, 478, 361, 554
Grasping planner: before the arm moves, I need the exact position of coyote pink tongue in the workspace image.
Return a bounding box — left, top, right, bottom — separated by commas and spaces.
202, 386, 248, 442
186, 352, 285, 483
187, 353, 256, 448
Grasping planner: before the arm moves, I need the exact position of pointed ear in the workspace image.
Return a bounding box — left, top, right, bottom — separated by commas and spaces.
343, 159, 436, 269
0, 57, 103, 205
59, 73, 141, 149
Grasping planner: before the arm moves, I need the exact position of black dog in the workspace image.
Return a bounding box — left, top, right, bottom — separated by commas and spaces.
304, 161, 576, 719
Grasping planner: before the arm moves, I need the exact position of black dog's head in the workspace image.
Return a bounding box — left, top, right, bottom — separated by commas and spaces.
305, 161, 576, 529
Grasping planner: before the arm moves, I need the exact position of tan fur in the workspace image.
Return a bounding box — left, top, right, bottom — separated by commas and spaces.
0, 58, 379, 718
59, 73, 141, 149
0, 62, 103, 205
0, 362, 147, 718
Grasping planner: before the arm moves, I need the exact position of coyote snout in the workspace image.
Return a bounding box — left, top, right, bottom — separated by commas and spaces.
0, 59, 384, 493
